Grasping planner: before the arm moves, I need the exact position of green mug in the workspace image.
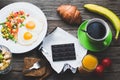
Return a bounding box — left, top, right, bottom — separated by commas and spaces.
82, 18, 110, 46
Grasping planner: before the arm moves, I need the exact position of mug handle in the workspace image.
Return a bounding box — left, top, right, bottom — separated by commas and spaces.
103, 41, 107, 46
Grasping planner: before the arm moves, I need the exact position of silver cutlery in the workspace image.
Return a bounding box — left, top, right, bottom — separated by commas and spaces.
23, 61, 41, 74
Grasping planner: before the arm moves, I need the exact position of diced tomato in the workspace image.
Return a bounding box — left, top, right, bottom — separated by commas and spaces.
7, 16, 12, 21
20, 18, 24, 23
16, 12, 19, 14
6, 22, 12, 28
13, 12, 18, 17
19, 11, 24, 15
27, 14, 29, 17
11, 28, 18, 33
17, 19, 22, 23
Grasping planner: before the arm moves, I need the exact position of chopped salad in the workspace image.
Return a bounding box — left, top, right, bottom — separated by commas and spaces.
0, 10, 29, 42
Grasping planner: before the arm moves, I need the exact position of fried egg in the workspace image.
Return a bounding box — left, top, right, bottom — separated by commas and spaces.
17, 28, 38, 46
24, 17, 43, 34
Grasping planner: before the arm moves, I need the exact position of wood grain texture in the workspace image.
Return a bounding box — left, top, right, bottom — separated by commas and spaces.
0, 0, 120, 20
0, 0, 120, 80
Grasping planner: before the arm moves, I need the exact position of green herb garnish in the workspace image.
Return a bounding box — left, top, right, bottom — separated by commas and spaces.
21, 16, 26, 19
0, 22, 5, 25
20, 23, 25, 28
0, 52, 3, 63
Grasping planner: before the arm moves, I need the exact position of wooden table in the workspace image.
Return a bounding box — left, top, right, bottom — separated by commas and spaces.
0, 0, 120, 80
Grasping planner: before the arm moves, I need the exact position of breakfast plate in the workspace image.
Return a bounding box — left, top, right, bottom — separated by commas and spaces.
0, 2, 47, 53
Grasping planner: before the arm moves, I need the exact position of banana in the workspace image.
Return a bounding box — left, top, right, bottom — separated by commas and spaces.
84, 4, 120, 39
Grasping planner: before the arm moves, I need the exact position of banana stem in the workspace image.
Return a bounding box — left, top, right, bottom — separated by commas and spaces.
115, 31, 119, 40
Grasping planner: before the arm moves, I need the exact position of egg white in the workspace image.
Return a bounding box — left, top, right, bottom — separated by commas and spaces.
17, 27, 38, 46
23, 16, 43, 34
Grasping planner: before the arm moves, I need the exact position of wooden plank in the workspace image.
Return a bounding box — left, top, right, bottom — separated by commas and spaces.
0, 71, 120, 80
0, 0, 119, 20
72, 71, 120, 80
0, 72, 35, 80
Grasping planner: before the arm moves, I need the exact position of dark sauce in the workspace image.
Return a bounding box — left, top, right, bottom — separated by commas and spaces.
87, 22, 106, 39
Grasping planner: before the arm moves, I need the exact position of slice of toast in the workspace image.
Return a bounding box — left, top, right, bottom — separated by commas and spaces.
23, 57, 46, 77
38, 64, 53, 80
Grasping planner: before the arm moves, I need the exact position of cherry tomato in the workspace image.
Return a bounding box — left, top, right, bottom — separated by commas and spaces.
95, 64, 104, 76
102, 58, 112, 68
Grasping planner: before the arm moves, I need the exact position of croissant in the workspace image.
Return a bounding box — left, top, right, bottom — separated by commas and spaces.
57, 4, 82, 25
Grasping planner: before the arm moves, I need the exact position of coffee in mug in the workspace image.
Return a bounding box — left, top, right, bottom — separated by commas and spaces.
85, 18, 110, 45
87, 22, 106, 39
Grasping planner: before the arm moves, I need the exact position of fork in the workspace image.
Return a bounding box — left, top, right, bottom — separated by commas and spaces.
29, 61, 41, 70
23, 61, 41, 74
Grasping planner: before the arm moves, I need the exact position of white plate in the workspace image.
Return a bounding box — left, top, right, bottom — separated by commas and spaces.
0, 2, 47, 53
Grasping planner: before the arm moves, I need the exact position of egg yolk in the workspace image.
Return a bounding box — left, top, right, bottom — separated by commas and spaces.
24, 32, 32, 40
26, 21, 35, 29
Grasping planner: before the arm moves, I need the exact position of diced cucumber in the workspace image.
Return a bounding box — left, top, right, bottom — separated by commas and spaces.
0, 54, 3, 60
